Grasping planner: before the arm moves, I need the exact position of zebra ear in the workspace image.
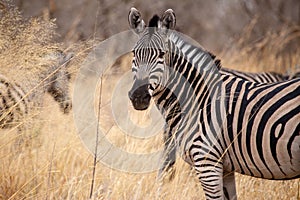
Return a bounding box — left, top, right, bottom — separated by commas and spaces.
160, 9, 176, 31
128, 7, 146, 35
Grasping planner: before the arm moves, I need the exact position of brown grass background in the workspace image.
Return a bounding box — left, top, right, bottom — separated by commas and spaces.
0, 0, 300, 199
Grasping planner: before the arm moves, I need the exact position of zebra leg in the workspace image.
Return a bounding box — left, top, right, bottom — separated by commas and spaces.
194, 163, 224, 200
157, 127, 176, 181
223, 172, 237, 200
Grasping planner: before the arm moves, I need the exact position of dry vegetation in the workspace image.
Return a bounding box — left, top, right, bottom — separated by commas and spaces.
220, 17, 300, 75
0, 0, 300, 200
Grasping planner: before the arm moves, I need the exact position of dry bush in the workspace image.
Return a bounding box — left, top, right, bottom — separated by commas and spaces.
0, 1, 59, 81
0, 0, 89, 87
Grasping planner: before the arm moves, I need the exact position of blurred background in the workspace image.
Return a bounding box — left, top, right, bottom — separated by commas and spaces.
12, 0, 300, 52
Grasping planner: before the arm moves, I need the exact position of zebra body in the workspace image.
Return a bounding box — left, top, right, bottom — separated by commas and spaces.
0, 51, 73, 129
158, 65, 295, 180
128, 8, 300, 199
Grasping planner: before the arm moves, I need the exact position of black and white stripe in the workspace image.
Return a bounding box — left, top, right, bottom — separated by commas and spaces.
0, 74, 29, 128
128, 8, 300, 200
156, 60, 300, 181
157, 61, 299, 181
220, 67, 285, 83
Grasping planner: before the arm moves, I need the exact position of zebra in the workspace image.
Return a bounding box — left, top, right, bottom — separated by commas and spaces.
128, 8, 300, 199
0, 51, 73, 129
127, 8, 298, 182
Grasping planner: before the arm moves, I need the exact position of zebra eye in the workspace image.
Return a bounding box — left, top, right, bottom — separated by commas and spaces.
158, 51, 165, 58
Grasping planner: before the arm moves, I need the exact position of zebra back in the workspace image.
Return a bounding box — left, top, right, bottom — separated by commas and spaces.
220, 67, 286, 83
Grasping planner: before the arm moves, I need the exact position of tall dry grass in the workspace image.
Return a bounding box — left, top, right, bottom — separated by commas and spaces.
0, 2, 299, 200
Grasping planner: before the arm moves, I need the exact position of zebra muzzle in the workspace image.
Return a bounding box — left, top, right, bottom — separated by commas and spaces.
128, 84, 151, 111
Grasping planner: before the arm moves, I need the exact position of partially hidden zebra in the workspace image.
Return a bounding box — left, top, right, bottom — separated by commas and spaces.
0, 51, 73, 129
128, 8, 300, 200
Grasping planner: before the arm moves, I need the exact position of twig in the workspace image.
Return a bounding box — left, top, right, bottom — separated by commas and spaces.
89, 0, 102, 198
89, 75, 103, 199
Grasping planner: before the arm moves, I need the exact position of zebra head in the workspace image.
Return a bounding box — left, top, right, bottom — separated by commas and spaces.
128, 7, 176, 110
47, 52, 73, 114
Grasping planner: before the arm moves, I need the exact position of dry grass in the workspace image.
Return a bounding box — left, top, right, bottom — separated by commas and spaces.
1, 57, 299, 200
0, 2, 61, 79
0, 2, 300, 200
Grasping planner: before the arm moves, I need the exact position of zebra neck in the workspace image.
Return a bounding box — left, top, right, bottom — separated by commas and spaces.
152, 32, 224, 149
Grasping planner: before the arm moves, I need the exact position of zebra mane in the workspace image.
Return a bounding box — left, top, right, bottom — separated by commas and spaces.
169, 32, 222, 71
149, 15, 160, 27
207, 51, 222, 70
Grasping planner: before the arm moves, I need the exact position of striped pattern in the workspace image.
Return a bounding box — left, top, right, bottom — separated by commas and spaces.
0, 75, 29, 128
158, 62, 300, 181
0, 51, 73, 129
128, 8, 300, 200
157, 65, 292, 181
219, 67, 286, 83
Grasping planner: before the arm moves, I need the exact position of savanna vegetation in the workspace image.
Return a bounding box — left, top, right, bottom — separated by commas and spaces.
0, 0, 299, 199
